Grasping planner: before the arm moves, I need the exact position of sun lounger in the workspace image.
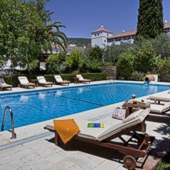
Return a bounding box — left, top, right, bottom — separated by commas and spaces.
44, 108, 154, 169
54, 75, 70, 85
76, 74, 91, 84
150, 102, 170, 114
18, 76, 35, 89
147, 93, 170, 104
0, 78, 12, 91
37, 76, 53, 87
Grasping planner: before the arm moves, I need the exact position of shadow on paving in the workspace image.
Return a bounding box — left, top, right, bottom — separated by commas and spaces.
47, 137, 124, 162
150, 137, 170, 159
147, 114, 170, 136
140, 114, 170, 170
46, 137, 151, 169
147, 114, 170, 125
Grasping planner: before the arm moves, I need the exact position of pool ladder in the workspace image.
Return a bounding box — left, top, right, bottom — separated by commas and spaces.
1, 106, 17, 139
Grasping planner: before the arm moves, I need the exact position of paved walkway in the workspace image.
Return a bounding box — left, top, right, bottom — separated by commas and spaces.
0, 81, 170, 170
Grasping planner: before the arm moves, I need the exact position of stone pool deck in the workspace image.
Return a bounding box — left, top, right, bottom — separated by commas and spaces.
0, 80, 170, 170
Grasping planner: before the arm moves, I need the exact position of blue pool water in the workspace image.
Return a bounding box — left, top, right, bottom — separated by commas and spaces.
0, 82, 170, 130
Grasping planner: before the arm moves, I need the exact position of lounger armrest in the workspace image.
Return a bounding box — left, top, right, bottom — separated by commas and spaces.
123, 109, 144, 123
44, 125, 55, 131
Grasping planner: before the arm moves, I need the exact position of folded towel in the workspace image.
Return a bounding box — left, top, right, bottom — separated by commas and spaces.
87, 123, 104, 128
53, 119, 80, 144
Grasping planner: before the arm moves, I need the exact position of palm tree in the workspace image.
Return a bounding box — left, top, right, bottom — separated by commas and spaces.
49, 22, 68, 52
34, 0, 68, 53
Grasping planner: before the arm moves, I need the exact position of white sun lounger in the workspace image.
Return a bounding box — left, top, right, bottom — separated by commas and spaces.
150, 102, 170, 114
148, 93, 170, 104
54, 75, 70, 85
37, 76, 53, 87
18, 76, 35, 88
0, 78, 12, 91
44, 108, 154, 169
76, 74, 91, 84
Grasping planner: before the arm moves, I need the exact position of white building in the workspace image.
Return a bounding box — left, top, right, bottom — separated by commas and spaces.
91, 22, 170, 48
91, 25, 113, 48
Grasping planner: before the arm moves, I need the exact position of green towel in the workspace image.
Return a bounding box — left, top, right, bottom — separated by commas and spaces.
87, 123, 104, 128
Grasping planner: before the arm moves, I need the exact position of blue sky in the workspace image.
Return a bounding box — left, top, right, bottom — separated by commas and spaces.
46, 0, 170, 38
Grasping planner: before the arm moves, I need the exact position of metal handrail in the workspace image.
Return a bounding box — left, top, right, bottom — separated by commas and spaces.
1, 106, 16, 139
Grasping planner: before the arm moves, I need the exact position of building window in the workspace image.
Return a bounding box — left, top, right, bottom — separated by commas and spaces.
115, 38, 122, 42
123, 36, 131, 40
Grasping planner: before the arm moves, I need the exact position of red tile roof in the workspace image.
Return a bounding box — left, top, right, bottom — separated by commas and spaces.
92, 25, 112, 34
164, 22, 170, 29
108, 22, 170, 39
108, 30, 136, 39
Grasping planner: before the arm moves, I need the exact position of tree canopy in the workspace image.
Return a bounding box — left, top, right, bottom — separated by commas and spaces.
0, 0, 67, 73
136, 0, 164, 39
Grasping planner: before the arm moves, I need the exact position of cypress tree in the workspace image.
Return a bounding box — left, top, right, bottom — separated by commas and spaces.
136, 0, 164, 39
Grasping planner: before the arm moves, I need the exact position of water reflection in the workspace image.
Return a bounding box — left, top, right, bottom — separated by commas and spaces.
39, 93, 46, 99
20, 95, 29, 102
77, 87, 84, 94
55, 90, 62, 96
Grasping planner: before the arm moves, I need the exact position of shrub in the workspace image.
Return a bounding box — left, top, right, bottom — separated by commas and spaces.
80, 58, 102, 73
116, 52, 135, 80
133, 45, 158, 73
4, 76, 19, 87
46, 53, 66, 73
88, 46, 103, 60
157, 59, 170, 82
130, 71, 145, 81
65, 50, 83, 72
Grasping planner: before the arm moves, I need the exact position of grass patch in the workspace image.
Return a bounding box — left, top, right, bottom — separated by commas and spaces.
155, 152, 170, 170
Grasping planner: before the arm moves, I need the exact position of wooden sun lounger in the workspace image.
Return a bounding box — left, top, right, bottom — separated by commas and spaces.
75, 74, 91, 84
150, 102, 170, 114
44, 109, 155, 169
0, 83, 12, 91
37, 76, 53, 87
18, 76, 35, 89
54, 75, 70, 85
148, 95, 170, 104
0, 78, 12, 91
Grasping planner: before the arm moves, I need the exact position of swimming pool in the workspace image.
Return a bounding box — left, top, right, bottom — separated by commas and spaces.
0, 82, 170, 130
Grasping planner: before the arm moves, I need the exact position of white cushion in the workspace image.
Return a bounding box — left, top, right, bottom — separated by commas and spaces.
150, 103, 170, 113
123, 109, 144, 123
75, 118, 112, 140
18, 76, 29, 84
76, 74, 84, 81
98, 109, 150, 141
37, 76, 46, 83
54, 75, 63, 82
149, 94, 170, 101
74, 109, 150, 141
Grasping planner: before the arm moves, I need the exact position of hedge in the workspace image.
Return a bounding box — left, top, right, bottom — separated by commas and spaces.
3, 73, 107, 87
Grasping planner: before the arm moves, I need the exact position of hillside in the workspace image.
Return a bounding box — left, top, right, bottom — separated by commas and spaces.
68, 38, 91, 47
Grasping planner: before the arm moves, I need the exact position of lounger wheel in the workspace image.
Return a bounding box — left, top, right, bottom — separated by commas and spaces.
123, 155, 136, 170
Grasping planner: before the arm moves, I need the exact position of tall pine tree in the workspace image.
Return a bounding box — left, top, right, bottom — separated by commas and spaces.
136, 0, 164, 39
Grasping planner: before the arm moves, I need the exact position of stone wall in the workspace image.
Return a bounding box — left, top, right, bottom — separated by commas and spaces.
102, 66, 116, 80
